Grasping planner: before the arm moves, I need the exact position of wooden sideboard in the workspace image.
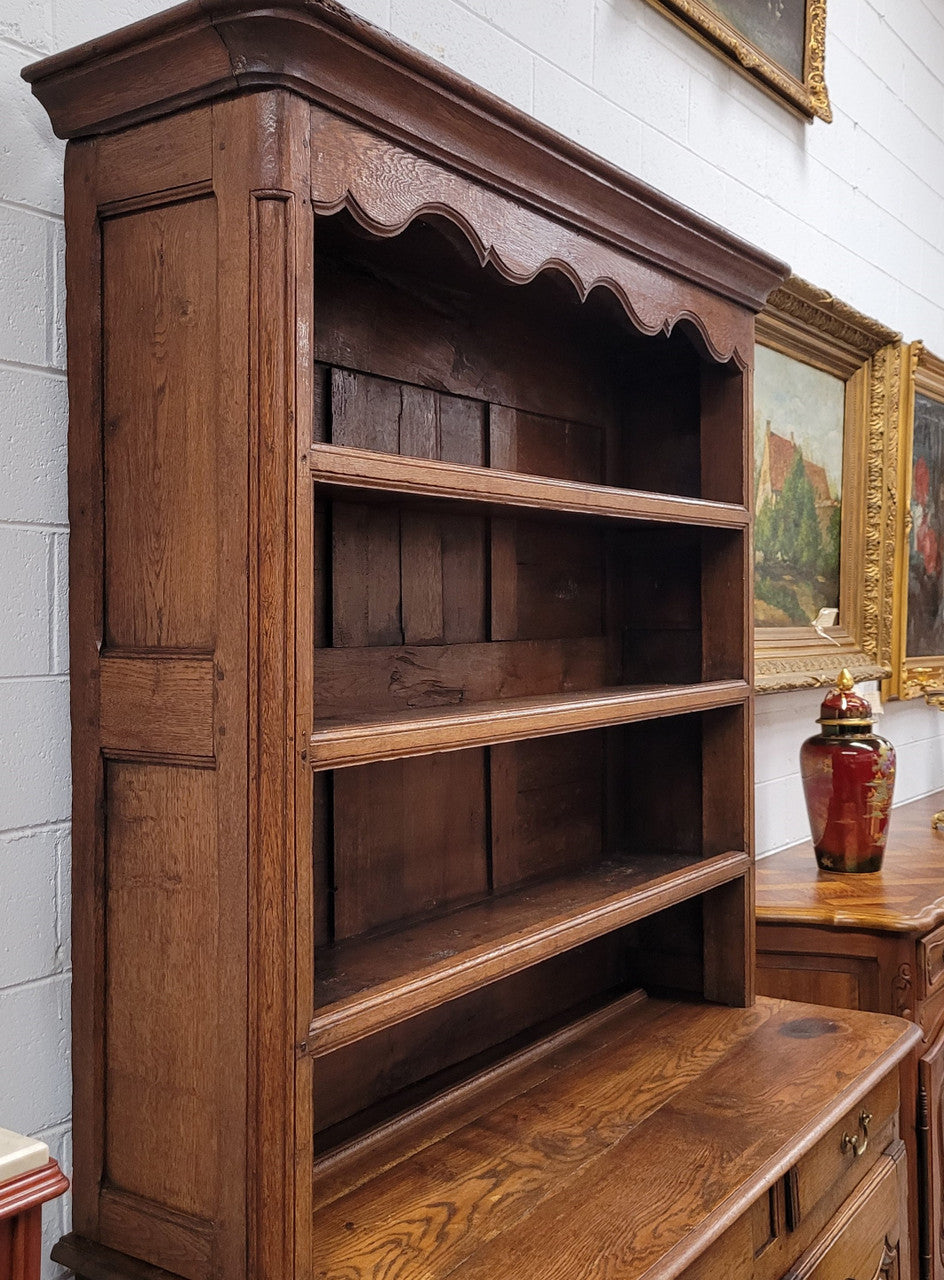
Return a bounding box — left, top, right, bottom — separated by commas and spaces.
758, 790, 944, 1280
23, 2, 922, 1277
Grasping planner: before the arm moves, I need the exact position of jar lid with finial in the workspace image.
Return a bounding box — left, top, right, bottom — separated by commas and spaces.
816, 667, 874, 730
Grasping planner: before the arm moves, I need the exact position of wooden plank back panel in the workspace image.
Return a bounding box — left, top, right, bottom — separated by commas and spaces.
104, 762, 219, 1220
314, 637, 607, 721
332, 751, 489, 938
102, 198, 217, 649
489, 404, 604, 484
313, 932, 630, 1143
622, 336, 702, 498
331, 368, 486, 465
313, 214, 625, 433
491, 732, 605, 888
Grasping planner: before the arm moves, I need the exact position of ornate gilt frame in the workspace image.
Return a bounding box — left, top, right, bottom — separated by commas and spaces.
754, 277, 900, 693
640, 0, 831, 122
887, 344, 944, 699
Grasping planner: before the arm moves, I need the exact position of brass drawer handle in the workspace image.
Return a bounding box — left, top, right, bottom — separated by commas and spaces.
840, 1111, 871, 1158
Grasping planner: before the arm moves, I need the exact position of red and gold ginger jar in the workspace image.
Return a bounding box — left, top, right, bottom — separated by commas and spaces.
799, 668, 896, 873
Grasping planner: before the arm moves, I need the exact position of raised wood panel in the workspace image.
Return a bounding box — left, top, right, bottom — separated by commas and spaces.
105, 763, 219, 1219
756, 962, 862, 1011
102, 197, 218, 650
100, 654, 214, 760
95, 110, 212, 207
780, 1148, 903, 1280
98, 1188, 213, 1280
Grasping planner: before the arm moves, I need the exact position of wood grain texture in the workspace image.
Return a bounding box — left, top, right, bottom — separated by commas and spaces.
756, 791, 944, 932
95, 111, 212, 207
99, 654, 214, 760
310, 678, 750, 769
311, 994, 918, 1280
61, 134, 105, 1245
332, 751, 488, 938
102, 197, 217, 649
314, 637, 607, 720
22, 7, 787, 319
778, 1145, 903, 1280
98, 1190, 213, 1280
309, 444, 750, 528
308, 852, 750, 1055
104, 763, 219, 1219
29, 9, 799, 1280
52, 1232, 194, 1280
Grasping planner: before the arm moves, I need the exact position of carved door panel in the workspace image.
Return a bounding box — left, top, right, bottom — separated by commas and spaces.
919, 1022, 944, 1280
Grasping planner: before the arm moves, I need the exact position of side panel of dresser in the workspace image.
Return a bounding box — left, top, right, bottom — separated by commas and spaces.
58, 92, 314, 1280
757, 922, 922, 1280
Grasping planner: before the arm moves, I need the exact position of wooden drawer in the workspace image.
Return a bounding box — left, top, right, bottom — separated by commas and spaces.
683, 1071, 901, 1280
781, 1143, 903, 1279
786, 1071, 898, 1233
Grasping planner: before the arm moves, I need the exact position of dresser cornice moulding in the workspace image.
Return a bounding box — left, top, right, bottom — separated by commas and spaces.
22, 0, 786, 317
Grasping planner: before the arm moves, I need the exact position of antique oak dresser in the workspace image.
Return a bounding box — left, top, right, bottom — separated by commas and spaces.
24, 3, 921, 1279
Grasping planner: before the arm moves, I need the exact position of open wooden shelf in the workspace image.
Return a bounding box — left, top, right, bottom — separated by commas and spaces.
308, 849, 749, 1056
309, 444, 749, 528
312, 992, 920, 1280
309, 678, 749, 769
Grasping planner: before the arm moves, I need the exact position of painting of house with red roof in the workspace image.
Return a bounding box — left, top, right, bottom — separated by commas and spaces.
754, 345, 844, 628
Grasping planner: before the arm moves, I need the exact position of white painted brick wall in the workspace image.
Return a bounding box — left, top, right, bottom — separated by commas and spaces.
3, 1, 944, 1274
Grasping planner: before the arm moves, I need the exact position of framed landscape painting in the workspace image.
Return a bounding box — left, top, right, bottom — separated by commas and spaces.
888, 344, 944, 699
641, 0, 831, 122
754, 277, 900, 692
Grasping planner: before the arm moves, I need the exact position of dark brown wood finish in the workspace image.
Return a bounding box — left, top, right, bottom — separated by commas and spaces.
27, 6, 922, 1280
756, 790, 944, 1280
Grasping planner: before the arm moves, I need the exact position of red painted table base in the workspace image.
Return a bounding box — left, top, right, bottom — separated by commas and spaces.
0, 1161, 69, 1280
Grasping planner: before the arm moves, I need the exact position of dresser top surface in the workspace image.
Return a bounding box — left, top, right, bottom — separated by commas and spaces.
756, 790, 944, 933
314, 993, 919, 1280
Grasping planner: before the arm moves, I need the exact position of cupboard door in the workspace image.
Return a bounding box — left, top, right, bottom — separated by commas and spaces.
920, 1022, 944, 1280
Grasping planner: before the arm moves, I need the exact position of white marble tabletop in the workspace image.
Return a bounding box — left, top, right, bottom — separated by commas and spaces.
0, 1127, 49, 1184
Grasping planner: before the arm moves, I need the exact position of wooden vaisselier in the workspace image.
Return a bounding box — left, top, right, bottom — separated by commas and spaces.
23, 5, 920, 1279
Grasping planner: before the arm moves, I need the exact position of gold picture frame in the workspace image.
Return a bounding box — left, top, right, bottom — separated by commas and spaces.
887, 344, 944, 700
641, 0, 831, 122
754, 277, 900, 693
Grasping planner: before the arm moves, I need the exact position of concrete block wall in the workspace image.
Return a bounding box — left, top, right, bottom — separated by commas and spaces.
2, 0, 943, 1273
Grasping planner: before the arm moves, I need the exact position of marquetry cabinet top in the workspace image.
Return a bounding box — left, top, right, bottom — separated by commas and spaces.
756, 791, 944, 933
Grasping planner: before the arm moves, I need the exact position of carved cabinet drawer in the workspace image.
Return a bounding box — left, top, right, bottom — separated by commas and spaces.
919, 923, 944, 1004
781, 1142, 904, 1280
